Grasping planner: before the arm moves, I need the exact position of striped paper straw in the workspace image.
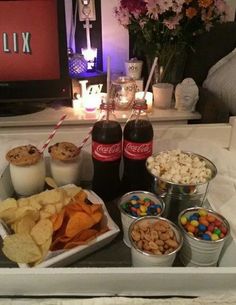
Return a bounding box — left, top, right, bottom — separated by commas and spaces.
39, 114, 67, 154
77, 126, 93, 153
77, 114, 105, 153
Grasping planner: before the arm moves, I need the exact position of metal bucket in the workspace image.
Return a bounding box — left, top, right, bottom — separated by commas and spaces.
118, 191, 165, 247
178, 207, 230, 266
128, 216, 183, 267
146, 151, 217, 223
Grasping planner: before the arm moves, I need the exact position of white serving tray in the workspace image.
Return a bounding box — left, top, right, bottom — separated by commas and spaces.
1, 164, 236, 297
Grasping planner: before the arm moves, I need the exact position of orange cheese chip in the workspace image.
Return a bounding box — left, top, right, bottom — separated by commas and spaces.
50, 208, 65, 231
77, 229, 98, 241
49, 190, 109, 252
90, 204, 101, 213
65, 211, 95, 238
63, 240, 87, 250
77, 201, 92, 215
91, 210, 103, 223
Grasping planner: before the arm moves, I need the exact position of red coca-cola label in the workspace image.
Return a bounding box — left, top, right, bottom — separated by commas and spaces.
123, 140, 153, 160
92, 141, 122, 161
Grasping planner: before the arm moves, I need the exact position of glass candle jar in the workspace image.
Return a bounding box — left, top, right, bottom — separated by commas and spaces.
110, 76, 136, 110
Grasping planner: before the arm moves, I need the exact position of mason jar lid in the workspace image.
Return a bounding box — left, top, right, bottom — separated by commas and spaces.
112, 76, 136, 85
100, 101, 115, 111
133, 98, 147, 110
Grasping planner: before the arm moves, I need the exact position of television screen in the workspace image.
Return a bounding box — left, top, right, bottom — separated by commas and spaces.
0, 0, 71, 106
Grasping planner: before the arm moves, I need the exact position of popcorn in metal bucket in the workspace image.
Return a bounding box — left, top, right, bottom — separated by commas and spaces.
146, 150, 217, 223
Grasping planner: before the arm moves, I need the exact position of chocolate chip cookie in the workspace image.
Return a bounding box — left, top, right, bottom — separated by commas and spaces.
48, 142, 78, 161
6, 145, 42, 166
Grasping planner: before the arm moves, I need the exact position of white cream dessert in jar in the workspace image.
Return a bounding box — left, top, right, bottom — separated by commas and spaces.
48, 142, 81, 187
6, 144, 46, 196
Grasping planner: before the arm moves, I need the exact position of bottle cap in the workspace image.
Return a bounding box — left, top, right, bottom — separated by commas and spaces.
133, 98, 147, 110
100, 101, 115, 111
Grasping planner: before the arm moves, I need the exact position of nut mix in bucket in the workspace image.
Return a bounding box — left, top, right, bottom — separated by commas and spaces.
128, 216, 183, 267
178, 207, 230, 267
118, 191, 165, 247
146, 149, 217, 222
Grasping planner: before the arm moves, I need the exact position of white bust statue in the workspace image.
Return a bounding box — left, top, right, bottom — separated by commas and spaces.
175, 78, 199, 112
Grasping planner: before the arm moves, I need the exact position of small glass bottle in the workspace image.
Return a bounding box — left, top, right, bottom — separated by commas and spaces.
91, 102, 122, 202
122, 98, 154, 192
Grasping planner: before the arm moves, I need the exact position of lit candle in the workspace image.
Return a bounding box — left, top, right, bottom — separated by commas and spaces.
72, 98, 82, 114
135, 91, 153, 112
84, 93, 101, 112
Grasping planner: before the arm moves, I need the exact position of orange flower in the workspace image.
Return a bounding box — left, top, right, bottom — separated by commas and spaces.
186, 7, 198, 18
198, 0, 213, 8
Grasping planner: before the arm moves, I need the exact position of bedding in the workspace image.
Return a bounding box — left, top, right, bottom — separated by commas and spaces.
203, 48, 236, 115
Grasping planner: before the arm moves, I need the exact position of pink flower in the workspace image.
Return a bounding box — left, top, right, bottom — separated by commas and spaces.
139, 19, 147, 29
163, 15, 182, 30
158, 0, 173, 13
114, 6, 130, 27
214, 0, 229, 20
214, 0, 227, 13
172, 0, 185, 14
145, 0, 160, 19
114, 0, 229, 65
120, 0, 146, 14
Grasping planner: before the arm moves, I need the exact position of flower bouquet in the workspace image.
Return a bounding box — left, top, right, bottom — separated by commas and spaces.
114, 0, 229, 83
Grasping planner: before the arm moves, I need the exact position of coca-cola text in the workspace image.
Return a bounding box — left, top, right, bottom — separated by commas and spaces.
123, 140, 153, 160
92, 141, 122, 162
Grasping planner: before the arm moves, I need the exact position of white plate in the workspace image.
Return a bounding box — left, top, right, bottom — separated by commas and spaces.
0, 187, 120, 268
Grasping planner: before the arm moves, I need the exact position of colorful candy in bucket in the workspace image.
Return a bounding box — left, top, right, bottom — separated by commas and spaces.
178, 207, 230, 267
121, 195, 162, 217
180, 209, 228, 241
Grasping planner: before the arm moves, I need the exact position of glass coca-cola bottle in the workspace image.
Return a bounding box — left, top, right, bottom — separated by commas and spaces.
91, 101, 122, 202
122, 98, 154, 192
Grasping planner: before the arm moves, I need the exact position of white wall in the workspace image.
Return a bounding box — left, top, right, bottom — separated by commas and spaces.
64, 0, 74, 50
101, 0, 129, 74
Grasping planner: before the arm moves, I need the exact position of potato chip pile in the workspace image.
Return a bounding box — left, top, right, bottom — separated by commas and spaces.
50, 190, 108, 251
0, 186, 108, 266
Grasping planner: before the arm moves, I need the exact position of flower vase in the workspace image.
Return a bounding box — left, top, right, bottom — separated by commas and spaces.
145, 46, 187, 86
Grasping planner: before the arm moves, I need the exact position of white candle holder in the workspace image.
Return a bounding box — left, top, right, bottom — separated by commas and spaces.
84, 93, 101, 112
72, 98, 83, 114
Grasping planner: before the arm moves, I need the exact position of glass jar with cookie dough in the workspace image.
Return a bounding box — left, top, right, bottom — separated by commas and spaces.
6, 144, 46, 197
48, 142, 82, 187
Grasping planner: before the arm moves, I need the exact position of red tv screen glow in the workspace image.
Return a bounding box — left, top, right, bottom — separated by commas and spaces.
0, 0, 60, 82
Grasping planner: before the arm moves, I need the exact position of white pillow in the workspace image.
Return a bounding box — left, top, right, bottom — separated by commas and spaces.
203, 48, 236, 115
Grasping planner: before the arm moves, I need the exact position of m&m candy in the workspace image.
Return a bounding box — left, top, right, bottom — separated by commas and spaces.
121, 195, 163, 217
180, 209, 228, 241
